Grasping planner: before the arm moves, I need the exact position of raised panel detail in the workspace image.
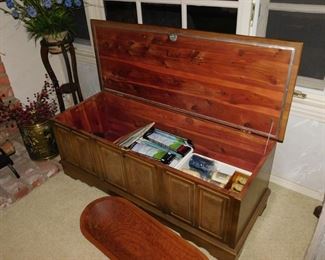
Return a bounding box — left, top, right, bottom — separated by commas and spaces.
98, 144, 126, 190
197, 186, 229, 240
54, 126, 79, 166
165, 171, 195, 224
124, 155, 158, 206
73, 132, 95, 174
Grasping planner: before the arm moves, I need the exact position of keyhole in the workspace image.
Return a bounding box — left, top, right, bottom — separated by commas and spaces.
169, 33, 178, 42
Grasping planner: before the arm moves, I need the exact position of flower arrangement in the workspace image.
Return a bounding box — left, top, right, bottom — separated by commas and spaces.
0, 78, 58, 126
0, 0, 82, 41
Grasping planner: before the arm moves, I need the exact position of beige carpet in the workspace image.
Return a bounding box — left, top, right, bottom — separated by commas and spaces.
0, 172, 320, 260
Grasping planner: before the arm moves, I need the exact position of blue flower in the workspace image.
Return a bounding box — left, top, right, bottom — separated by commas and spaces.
12, 9, 19, 19
56, 0, 63, 4
74, 0, 82, 7
6, 0, 15, 9
43, 0, 52, 9
26, 5, 37, 18
64, 0, 72, 8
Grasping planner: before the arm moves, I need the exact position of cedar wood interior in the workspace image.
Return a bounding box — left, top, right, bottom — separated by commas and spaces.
55, 91, 275, 198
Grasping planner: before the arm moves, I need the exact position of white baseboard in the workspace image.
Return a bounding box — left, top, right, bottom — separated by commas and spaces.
270, 175, 324, 202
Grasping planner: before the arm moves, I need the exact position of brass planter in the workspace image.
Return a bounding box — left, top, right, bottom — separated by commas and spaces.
19, 120, 59, 160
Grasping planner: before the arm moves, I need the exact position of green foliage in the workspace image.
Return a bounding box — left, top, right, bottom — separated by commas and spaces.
24, 6, 74, 40
0, 0, 81, 41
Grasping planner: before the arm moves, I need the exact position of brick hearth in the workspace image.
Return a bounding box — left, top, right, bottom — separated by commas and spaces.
0, 56, 20, 142
0, 136, 62, 209
0, 57, 62, 209
0, 57, 14, 100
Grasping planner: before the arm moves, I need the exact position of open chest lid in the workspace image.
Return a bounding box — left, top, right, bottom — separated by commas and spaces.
91, 20, 302, 142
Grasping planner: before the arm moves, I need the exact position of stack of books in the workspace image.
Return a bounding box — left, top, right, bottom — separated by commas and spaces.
115, 123, 193, 167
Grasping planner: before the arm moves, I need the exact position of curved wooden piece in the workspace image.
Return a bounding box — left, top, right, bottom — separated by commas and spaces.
80, 196, 208, 260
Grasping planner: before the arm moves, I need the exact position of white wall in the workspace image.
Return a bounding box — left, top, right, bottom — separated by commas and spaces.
0, 3, 66, 102
272, 116, 325, 199
271, 89, 325, 201
74, 43, 100, 99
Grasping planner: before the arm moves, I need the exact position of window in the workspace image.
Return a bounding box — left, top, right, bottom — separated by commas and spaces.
142, 3, 181, 28
187, 6, 237, 34
103, 0, 253, 35
271, 0, 323, 4
258, 1, 325, 90
267, 11, 325, 81
104, 1, 137, 24
71, 0, 90, 42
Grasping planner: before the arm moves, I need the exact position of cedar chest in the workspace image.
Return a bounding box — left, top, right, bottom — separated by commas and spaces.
53, 20, 302, 259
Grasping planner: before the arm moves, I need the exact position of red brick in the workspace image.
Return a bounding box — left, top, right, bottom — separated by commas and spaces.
0, 85, 14, 98
0, 74, 10, 85
0, 63, 5, 74
0, 195, 13, 209
37, 161, 61, 178
2, 181, 30, 200
13, 184, 30, 200
20, 168, 46, 188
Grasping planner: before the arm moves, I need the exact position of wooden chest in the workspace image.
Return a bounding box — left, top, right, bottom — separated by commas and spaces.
53, 20, 302, 259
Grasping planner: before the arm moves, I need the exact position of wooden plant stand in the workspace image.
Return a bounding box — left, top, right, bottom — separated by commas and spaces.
40, 36, 83, 112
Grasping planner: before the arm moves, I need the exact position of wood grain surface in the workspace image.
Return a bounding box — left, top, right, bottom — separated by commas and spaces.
80, 196, 208, 260
54, 91, 274, 171
91, 20, 302, 141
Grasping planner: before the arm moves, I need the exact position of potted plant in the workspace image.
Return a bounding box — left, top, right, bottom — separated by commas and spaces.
1, 0, 82, 52
0, 78, 59, 160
